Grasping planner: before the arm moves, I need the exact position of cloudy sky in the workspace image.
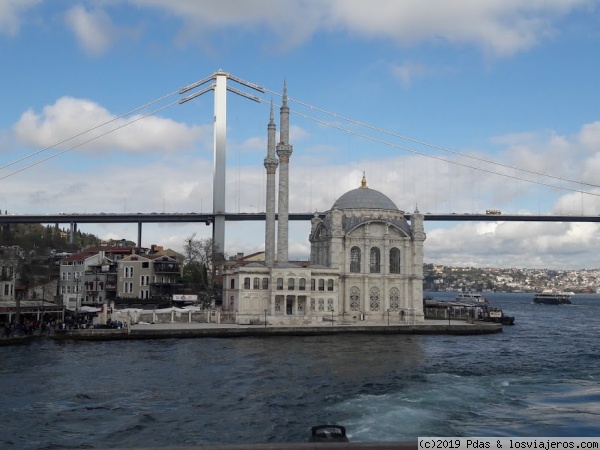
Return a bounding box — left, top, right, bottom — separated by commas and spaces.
2, 0, 600, 270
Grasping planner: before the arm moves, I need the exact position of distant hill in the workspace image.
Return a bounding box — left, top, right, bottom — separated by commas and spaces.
0, 223, 101, 254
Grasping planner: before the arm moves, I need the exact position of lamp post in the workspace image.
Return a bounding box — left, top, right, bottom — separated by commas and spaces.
264, 309, 267, 328
387, 308, 390, 326
331, 309, 334, 326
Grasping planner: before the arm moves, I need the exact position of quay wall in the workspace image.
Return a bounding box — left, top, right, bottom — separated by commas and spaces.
52, 322, 502, 341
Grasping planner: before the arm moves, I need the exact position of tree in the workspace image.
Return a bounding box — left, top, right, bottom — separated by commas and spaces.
182, 234, 224, 308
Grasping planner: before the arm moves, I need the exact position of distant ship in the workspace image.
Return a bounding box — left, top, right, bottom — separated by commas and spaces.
533, 291, 572, 305
456, 290, 489, 303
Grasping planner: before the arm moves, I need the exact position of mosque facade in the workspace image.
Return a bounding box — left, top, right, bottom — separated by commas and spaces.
222, 85, 426, 325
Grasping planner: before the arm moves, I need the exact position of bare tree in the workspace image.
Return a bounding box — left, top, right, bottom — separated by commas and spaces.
182, 234, 224, 308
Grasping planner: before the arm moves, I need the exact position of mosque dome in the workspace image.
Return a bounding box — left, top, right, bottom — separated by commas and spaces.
331, 174, 398, 211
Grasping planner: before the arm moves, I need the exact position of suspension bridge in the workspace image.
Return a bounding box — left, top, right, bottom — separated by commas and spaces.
1, 70, 599, 250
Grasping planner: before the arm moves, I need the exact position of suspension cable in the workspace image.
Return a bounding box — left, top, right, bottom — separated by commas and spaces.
0, 99, 180, 181
263, 87, 599, 190
1, 88, 181, 171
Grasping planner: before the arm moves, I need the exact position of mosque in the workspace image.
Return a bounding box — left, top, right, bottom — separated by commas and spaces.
222, 85, 426, 325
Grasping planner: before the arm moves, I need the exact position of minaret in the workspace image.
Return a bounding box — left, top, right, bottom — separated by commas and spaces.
276, 81, 293, 263
264, 102, 279, 267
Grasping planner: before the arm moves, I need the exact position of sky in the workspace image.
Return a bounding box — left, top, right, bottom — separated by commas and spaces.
2, 0, 600, 270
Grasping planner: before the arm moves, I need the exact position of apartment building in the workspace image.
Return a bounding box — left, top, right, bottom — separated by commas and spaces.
117, 253, 182, 300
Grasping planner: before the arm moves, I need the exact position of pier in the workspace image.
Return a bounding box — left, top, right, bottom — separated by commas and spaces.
52, 320, 502, 341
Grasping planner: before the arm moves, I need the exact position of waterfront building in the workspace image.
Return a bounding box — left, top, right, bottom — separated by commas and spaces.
223, 84, 426, 325
117, 252, 182, 301
0, 246, 22, 302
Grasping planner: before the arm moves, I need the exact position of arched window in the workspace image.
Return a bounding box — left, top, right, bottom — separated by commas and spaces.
288, 278, 295, 290
370, 247, 381, 273
311, 279, 316, 291
253, 277, 260, 289
299, 278, 306, 291
277, 278, 284, 290
350, 247, 361, 273
389, 248, 400, 274
244, 277, 250, 289
262, 277, 269, 289
318, 279, 325, 291
230, 278, 235, 289
327, 279, 334, 291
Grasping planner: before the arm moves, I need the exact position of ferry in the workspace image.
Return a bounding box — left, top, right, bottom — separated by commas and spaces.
456, 290, 489, 303
533, 290, 572, 305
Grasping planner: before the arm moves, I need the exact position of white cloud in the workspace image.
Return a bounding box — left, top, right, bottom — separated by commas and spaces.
13, 96, 210, 153
64, 5, 118, 55
392, 61, 432, 87
578, 121, 600, 150
0, 0, 40, 36
326, 0, 589, 56
127, 0, 592, 57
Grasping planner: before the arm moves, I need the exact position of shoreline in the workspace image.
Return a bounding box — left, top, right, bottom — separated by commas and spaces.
51, 320, 503, 341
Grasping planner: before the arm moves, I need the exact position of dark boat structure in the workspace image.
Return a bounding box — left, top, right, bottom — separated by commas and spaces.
533, 290, 572, 305
424, 292, 515, 325
488, 307, 515, 325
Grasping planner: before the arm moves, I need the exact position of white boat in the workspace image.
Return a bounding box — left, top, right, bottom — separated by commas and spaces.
455, 291, 489, 303
533, 290, 572, 305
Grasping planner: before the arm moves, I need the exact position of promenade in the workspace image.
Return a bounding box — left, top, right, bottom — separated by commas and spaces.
53, 319, 502, 341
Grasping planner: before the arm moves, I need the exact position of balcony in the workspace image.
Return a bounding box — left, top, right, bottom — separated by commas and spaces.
153, 264, 180, 274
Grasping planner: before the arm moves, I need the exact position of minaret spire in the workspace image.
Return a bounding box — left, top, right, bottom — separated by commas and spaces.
276, 81, 293, 263
264, 100, 279, 267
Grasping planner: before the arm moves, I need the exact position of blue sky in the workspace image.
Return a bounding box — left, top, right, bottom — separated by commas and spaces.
2, 0, 600, 270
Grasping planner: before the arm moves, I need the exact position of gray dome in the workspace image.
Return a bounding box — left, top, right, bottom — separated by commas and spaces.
332, 187, 398, 211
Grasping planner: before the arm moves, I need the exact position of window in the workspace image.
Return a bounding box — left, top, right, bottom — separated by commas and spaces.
389, 287, 400, 311
350, 286, 360, 311
253, 277, 260, 289
327, 279, 334, 291
142, 262, 149, 268
288, 278, 295, 290
244, 277, 251, 289
230, 278, 235, 289
350, 247, 361, 273
311, 279, 315, 291
370, 247, 380, 273
277, 278, 284, 290
4, 285, 8, 296
369, 286, 380, 311
262, 277, 269, 289
390, 248, 400, 274
299, 278, 306, 291
318, 279, 325, 291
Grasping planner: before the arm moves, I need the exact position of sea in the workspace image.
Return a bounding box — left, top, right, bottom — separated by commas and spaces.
1, 292, 599, 449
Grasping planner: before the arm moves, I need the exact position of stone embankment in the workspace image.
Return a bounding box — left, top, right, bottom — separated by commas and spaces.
52, 320, 502, 341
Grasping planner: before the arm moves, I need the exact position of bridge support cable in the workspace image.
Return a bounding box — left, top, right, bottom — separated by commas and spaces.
0, 89, 182, 173
262, 87, 600, 193
0, 99, 183, 182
